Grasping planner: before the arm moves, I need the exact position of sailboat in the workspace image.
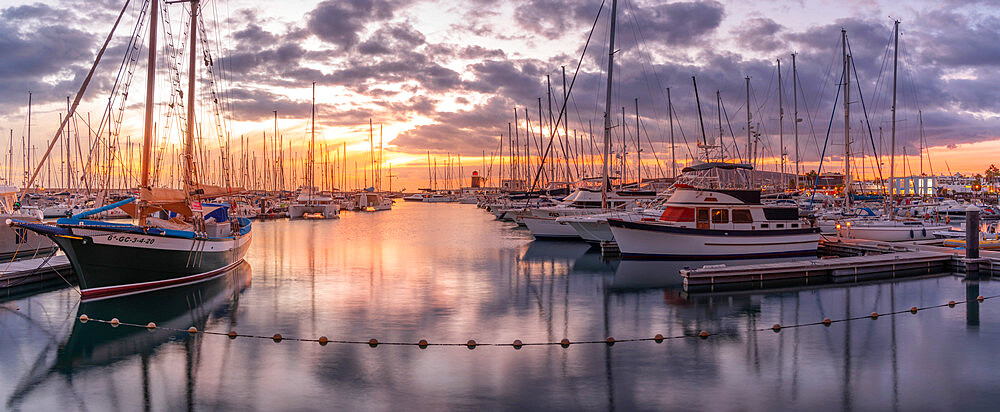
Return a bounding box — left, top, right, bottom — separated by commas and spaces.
834, 22, 948, 241
288, 83, 340, 219
8, 0, 251, 300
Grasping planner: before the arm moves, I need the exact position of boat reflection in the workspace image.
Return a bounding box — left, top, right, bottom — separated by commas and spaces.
610, 257, 813, 290
59, 261, 251, 369
6, 262, 251, 410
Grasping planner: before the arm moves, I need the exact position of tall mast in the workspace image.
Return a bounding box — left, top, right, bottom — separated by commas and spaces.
888, 20, 899, 219
667, 87, 676, 178
842, 29, 852, 214
793, 53, 800, 188
26, 92, 31, 188
778, 58, 784, 190
745, 76, 752, 188
562, 66, 570, 182
310, 83, 316, 200
693, 76, 707, 162
139, 0, 158, 224
601, 0, 618, 209
368, 118, 373, 189
716, 90, 722, 162
183, 0, 199, 204
919, 110, 924, 177
634, 98, 641, 186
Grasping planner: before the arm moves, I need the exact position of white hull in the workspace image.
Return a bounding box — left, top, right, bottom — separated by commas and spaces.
565, 220, 613, 243
837, 223, 951, 242
609, 221, 820, 259
289, 204, 340, 219
522, 216, 580, 239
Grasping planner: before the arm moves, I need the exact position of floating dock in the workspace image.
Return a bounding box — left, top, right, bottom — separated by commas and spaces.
0, 255, 74, 298
681, 238, 999, 293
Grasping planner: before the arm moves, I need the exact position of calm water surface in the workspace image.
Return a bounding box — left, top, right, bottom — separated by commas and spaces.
2, 202, 999, 411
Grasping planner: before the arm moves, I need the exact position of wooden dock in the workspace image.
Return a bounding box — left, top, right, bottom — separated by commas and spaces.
0, 255, 74, 293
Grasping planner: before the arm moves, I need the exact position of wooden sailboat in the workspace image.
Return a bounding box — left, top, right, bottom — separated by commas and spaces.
9, 0, 252, 300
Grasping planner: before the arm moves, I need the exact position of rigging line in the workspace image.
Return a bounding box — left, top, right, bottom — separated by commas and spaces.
794, 63, 824, 171
82, 0, 150, 179
19, 0, 136, 201
809, 66, 844, 206
670, 103, 696, 161
637, 111, 666, 178
719, 97, 743, 163
529, 0, 605, 193
623, 0, 672, 143
846, 37, 886, 196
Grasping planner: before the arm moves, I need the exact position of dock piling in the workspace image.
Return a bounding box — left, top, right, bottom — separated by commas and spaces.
966, 205, 980, 259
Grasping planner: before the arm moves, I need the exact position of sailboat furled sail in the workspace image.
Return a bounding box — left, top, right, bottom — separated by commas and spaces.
8, 0, 251, 300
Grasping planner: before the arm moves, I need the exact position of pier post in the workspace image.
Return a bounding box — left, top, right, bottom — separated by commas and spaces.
966, 205, 980, 259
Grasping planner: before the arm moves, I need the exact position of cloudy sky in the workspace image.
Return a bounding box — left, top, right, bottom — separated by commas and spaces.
0, 0, 998, 190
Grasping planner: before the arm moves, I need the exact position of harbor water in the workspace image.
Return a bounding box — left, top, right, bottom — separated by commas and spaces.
2, 201, 999, 410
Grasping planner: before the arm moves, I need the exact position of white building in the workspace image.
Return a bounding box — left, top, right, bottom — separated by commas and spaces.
891, 174, 976, 196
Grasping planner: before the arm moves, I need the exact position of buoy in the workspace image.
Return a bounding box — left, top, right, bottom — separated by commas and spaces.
272, 333, 283, 342
79, 314, 89, 323
822, 318, 832, 326
418, 339, 428, 348
512, 339, 523, 349
110, 318, 120, 327
870, 312, 879, 319
466, 339, 477, 349
368, 338, 379, 347
188, 326, 197, 333
605, 337, 615, 346
560, 338, 571, 348
654, 334, 664, 343
698, 330, 709, 339
910, 306, 918, 314
228, 331, 238, 339
771, 324, 782, 332
146, 322, 156, 329
977, 295, 985, 302
318, 336, 329, 345
948, 300, 956, 307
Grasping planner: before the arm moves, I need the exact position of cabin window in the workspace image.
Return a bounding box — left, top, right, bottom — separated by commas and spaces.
696, 208, 710, 223
791, 223, 799, 228
760, 223, 769, 229
711, 209, 729, 224
659, 206, 695, 222
732, 209, 753, 224
776, 223, 785, 228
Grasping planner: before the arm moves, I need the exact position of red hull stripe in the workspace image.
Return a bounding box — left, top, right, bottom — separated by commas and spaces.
80, 259, 245, 300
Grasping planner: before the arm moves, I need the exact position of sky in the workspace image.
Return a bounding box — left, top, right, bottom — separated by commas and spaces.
0, 0, 998, 191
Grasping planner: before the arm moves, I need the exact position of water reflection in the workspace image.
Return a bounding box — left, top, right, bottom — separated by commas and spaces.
2, 203, 1000, 410
5, 263, 250, 410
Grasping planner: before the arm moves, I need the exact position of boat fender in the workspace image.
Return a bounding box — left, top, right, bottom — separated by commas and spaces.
922, 228, 926, 237
909, 229, 914, 239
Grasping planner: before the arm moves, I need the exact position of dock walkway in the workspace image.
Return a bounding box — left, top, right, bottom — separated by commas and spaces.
0, 255, 74, 291
682, 237, 995, 293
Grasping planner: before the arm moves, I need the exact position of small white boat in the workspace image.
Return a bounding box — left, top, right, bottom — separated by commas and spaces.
289, 192, 340, 219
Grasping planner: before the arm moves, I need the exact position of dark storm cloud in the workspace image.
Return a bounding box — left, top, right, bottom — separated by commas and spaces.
733, 17, 785, 53
629, 1, 725, 46
307, 0, 400, 50
0, 4, 96, 109
916, 10, 1000, 67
